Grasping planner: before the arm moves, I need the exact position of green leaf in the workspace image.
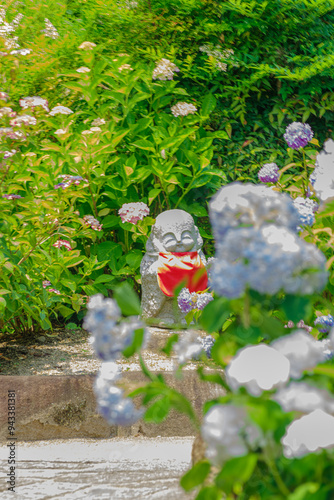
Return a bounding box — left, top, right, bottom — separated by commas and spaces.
58, 305, 74, 319
195, 486, 222, 500
200, 297, 230, 333
180, 461, 211, 491
162, 333, 179, 356
209, 130, 229, 140
215, 454, 257, 493
114, 282, 141, 315
125, 250, 143, 269
132, 139, 156, 152
102, 215, 120, 229
123, 326, 145, 357
145, 396, 171, 423
148, 188, 161, 205
201, 93, 217, 116
96, 241, 123, 263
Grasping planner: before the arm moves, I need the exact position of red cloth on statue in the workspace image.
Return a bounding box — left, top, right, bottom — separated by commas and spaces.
157, 251, 208, 297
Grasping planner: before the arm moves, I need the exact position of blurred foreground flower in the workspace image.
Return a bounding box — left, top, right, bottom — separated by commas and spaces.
284, 122, 313, 150
274, 382, 334, 415
202, 405, 261, 466
293, 197, 318, 227
282, 409, 334, 458
314, 314, 334, 333
312, 139, 334, 203
226, 344, 290, 396
271, 330, 328, 378
118, 202, 149, 224
94, 361, 143, 426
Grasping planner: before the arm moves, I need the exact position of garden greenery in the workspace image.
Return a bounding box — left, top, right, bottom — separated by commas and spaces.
1, 1, 334, 496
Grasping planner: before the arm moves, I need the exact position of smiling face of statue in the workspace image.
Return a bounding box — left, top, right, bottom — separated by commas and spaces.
150, 209, 201, 253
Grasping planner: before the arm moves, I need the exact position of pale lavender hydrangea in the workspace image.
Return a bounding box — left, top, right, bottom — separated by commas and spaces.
177, 288, 197, 313
258, 163, 279, 183
293, 197, 318, 227
284, 122, 313, 150
314, 314, 334, 333
173, 331, 204, 365
83, 214, 102, 231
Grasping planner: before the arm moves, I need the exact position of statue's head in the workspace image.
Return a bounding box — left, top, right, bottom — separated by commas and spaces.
146, 209, 203, 254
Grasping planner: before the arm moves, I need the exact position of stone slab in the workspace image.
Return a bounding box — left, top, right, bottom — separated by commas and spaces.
0, 370, 223, 441
0, 437, 195, 500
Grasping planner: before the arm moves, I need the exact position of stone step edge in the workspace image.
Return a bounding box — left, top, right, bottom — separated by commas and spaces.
0, 371, 223, 441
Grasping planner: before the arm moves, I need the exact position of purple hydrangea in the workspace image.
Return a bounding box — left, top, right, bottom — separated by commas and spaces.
258, 163, 280, 183
199, 335, 215, 358
284, 122, 313, 150
196, 293, 214, 310
3, 194, 21, 199
293, 197, 318, 228
177, 288, 197, 313
314, 314, 334, 333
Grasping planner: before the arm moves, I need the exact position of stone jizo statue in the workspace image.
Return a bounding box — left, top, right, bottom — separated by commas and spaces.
140, 209, 207, 326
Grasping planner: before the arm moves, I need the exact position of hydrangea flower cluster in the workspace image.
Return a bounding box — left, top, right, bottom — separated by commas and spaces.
83, 215, 102, 231
19, 96, 49, 112
0, 127, 26, 141
118, 202, 149, 224
84, 294, 147, 426
209, 183, 327, 298
199, 45, 234, 72
311, 139, 334, 203
94, 361, 143, 426
152, 58, 180, 81
41, 18, 59, 39
76, 66, 90, 74
257, 163, 279, 183
52, 239, 72, 251
0, 92, 9, 101
11, 48, 31, 56
314, 314, 334, 333
49, 106, 73, 116
177, 287, 213, 313
10, 115, 37, 127
202, 329, 334, 462
171, 102, 197, 117
0, 107, 16, 118
78, 41, 96, 50
54, 175, 83, 189
3, 193, 21, 200
293, 196, 318, 227
173, 331, 215, 365
284, 122, 313, 150
83, 294, 149, 362
0, 8, 22, 50
202, 405, 262, 466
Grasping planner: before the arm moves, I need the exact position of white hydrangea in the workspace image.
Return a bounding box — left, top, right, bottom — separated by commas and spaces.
225, 344, 290, 396
76, 66, 90, 73
83, 294, 121, 338
271, 330, 327, 379
273, 382, 334, 415
173, 331, 204, 365
171, 102, 197, 117
282, 409, 334, 458
202, 405, 261, 466
10, 115, 37, 127
152, 58, 179, 81
49, 106, 73, 116
41, 18, 59, 39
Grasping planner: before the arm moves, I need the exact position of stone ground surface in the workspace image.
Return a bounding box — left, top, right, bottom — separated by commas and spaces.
0, 437, 195, 500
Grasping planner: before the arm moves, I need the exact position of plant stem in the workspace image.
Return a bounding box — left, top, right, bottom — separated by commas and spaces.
265, 457, 290, 497
302, 148, 308, 196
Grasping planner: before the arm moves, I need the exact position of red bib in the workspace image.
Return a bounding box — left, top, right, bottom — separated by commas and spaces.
157, 251, 208, 297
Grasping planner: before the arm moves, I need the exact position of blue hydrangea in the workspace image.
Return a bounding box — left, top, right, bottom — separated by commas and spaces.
258, 163, 280, 183
314, 314, 334, 333
196, 292, 214, 310
209, 183, 300, 247
284, 122, 313, 150
94, 361, 144, 426
210, 225, 328, 298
